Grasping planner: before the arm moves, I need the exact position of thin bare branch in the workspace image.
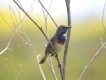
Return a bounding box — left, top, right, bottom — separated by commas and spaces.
79, 42, 106, 80
62, 0, 71, 80
0, 28, 16, 54
13, 0, 40, 28
8, 5, 17, 28
41, 0, 53, 38
49, 57, 58, 80
0, 13, 12, 28
13, 0, 50, 42
102, 0, 106, 34
37, 55, 47, 80
1, 1, 46, 79
21, 25, 46, 80
39, 0, 62, 79
55, 56, 63, 80
16, 71, 22, 80
45, 0, 53, 19
17, 0, 24, 10
4, 57, 13, 80
41, 5, 49, 38
14, 1, 46, 79
0, 11, 23, 54
1, 33, 23, 54
13, 1, 62, 79
100, 37, 106, 49
41, 0, 57, 79
38, 0, 58, 28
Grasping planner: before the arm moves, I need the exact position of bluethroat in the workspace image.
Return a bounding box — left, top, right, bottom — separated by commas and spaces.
39, 25, 70, 64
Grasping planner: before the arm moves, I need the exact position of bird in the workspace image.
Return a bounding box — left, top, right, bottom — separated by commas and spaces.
39, 25, 71, 64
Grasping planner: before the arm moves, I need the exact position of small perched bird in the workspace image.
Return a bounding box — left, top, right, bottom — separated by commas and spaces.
39, 25, 70, 64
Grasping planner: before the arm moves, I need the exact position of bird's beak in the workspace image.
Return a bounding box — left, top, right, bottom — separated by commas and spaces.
66, 26, 71, 29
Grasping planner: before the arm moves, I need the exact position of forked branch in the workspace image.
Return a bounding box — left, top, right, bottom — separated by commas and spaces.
79, 41, 106, 80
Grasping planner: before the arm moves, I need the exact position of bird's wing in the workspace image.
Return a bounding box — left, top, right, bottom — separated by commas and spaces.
45, 36, 56, 55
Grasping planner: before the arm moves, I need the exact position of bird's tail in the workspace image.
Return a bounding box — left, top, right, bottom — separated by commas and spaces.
39, 53, 50, 64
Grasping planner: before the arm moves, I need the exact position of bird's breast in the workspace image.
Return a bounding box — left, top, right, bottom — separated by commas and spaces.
54, 38, 65, 53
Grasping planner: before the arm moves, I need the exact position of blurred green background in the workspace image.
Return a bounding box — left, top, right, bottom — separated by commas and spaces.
0, 0, 106, 80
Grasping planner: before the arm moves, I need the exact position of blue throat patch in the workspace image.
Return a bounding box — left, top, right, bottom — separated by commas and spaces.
57, 28, 68, 42
57, 35, 65, 42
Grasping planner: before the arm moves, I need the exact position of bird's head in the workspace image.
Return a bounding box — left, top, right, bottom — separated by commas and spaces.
55, 25, 71, 36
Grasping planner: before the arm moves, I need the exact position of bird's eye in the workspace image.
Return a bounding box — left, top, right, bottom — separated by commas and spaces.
63, 27, 65, 28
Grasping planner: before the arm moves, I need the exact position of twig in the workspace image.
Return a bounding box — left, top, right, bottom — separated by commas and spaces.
20, 19, 46, 80
45, 0, 53, 19
1, 2, 46, 79
49, 57, 58, 80
13, 0, 62, 80
16, 71, 22, 80
16, 31, 46, 80
16, 2, 46, 78
39, 0, 62, 79
41, 3, 49, 38
79, 42, 106, 80
0, 13, 12, 28
41, 0, 58, 79
41, 0, 53, 38
4, 57, 13, 80
8, 5, 17, 26
62, 0, 71, 80
40, 1, 62, 79
0, 27, 16, 54
55, 55, 63, 80
13, 0, 50, 42
23, 29, 46, 80
37, 55, 47, 80
79, 1, 106, 79
100, 37, 106, 49
17, 0, 24, 10
102, 0, 106, 34
38, 0, 58, 28
1, 1, 46, 80
0, 11, 23, 54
